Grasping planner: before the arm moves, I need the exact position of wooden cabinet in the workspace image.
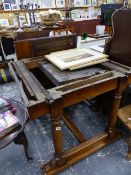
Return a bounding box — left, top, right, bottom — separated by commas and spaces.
64, 18, 100, 35
78, 19, 100, 35
64, 21, 79, 34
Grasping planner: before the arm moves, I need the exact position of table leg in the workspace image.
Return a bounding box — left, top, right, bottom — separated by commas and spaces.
108, 77, 127, 138
14, 131, 33, 163
43, 98, 66, 173
127, 136, 131, 160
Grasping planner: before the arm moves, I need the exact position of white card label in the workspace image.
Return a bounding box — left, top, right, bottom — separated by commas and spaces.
56, 127, 61, 130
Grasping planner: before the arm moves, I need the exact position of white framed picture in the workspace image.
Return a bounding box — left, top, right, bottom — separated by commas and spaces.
3, 3, 11, 10
45, 48, 108, 70
11, 3, 19, 10
0, 19, 9, 26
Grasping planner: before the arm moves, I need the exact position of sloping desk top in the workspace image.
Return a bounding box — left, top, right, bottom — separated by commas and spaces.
10, 58, 127, 175
39, 60, 107, 86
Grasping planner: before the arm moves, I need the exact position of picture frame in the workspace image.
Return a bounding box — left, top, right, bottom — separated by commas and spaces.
11, 3, 19, 10
0, 19, 9, 26
45, 48, 108, 70
89, 44, 105, 53
3, 3, 11, 10
92, 0, 97, 6
84, 0, 91, 6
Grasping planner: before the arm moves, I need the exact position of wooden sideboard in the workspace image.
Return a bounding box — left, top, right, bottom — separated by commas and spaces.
63, 18, 100, 35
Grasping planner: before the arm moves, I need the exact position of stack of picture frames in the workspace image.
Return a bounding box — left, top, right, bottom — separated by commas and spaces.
45, 48, 108, 70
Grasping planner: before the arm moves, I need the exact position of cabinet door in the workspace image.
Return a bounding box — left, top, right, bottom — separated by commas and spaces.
78, 19, 100, 35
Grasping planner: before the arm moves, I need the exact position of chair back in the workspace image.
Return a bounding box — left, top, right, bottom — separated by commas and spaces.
0, 45, 5, 61
104, 8, 131, 66
1, 35, 15, 57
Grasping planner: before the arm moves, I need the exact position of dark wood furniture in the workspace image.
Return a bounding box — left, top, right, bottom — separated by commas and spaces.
104, 9, 131, 67
118, 105, 131, 160
101, 9, 131, 159
9, 34, 127, 174
16, 29, 51, 40
10, 57, 127, 175
0, 99, 32, 162
63, 18, 100, 35
14, 34, 77, 59
16, 26, 70, 40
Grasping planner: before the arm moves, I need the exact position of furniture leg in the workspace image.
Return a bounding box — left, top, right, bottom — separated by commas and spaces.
42, 76, 127, 174
43, 98, 66, 173
108, 77, 127, 138
14, 131, 33, 163
127, 136, 131, 160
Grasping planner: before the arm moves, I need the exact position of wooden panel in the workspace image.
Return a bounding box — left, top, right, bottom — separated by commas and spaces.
16, 27, 69, 40
15, 34, 77, 60
32, 34, 77, 57
78, 19, 100, 35
16, 29, 51, 40
63, 21, 79, 35
15, 40, 32, 59
63, 19, 100, 36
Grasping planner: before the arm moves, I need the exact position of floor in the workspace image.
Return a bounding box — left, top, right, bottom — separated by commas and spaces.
0, 82, 131, 175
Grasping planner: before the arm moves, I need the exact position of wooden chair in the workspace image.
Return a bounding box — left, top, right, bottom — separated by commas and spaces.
104, 8, 131, 66
104, 8, 131, 159
1, 35, 17, 61
118, 105, 131, 160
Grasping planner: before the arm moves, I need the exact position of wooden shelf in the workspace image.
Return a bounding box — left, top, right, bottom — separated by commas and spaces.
0, 6, 100, 14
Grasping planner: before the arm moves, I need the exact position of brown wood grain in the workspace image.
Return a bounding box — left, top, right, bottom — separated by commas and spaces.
15, 34, 77, 60
11, 42, 128, 174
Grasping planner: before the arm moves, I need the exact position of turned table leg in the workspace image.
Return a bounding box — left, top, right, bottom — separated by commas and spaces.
14, 131, 33, 163
49, 98, 65, 163
43, 98, 66, 173
108, 91, 122, 137
108, 77, 127, 138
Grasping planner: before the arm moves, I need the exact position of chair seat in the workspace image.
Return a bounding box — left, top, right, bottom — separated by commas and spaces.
6, 54, 17, 61
118, 105, 131, 129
